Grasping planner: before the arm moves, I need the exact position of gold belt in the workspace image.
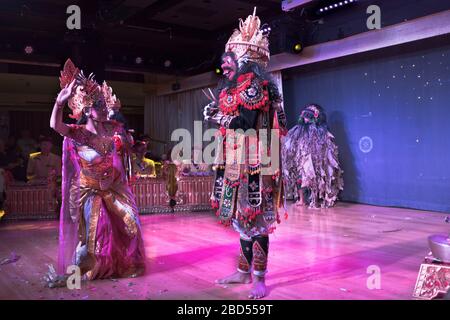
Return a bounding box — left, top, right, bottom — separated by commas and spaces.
80, 169, 116, 191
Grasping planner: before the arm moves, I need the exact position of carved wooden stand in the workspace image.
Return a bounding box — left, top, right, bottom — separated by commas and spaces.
413, 257, 450, 300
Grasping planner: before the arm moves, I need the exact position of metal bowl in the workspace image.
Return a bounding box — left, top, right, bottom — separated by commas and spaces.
428, 234, 450, 263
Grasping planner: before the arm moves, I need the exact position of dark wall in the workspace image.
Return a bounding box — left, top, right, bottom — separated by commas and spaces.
283, 37, 450, 213
307, 0, 450, 46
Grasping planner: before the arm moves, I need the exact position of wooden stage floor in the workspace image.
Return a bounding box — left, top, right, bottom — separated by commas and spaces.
0, 202, 448, 300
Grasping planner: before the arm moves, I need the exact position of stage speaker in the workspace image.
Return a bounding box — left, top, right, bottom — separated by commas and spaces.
269, 17, 306, 55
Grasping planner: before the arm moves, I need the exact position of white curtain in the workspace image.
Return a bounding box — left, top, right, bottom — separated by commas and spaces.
144, 89, 210, 158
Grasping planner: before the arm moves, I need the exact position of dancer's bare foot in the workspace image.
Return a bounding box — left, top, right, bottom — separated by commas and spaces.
248, 275, 267, 299
295, 192, 305, 206
215, 271, 252, 284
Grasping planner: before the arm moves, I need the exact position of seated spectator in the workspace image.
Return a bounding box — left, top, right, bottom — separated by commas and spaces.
26, 135, 61, 184
17, 129, 37, 159
0, 136, 27, 184
0, 139, 12, 168
0, 139, 10, 208
131, 140, 157, 179
5, 135, 17, 154
0, 138, 26, 209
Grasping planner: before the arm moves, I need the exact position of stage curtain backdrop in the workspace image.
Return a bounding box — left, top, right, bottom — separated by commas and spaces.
144, 89, 209, 158
282, 40, 450, 213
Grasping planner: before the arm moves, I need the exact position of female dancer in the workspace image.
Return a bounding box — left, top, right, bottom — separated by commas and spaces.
49, 59, 145, 283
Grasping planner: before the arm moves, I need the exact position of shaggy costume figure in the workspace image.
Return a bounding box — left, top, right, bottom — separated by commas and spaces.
282, 104, 343, 208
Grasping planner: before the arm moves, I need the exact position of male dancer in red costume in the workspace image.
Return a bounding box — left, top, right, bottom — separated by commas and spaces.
203, 8, 287, 299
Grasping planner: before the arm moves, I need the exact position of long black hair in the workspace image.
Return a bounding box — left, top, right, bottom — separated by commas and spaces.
77, 112, 88, 125
109, 111, 129, 130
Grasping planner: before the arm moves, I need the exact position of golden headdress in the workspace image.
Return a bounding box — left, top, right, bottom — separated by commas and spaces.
225, 7, 270, 68
59, 59, 121, 120
101, 81, 121, 113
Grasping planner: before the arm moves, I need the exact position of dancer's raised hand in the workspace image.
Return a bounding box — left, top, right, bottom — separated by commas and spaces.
56, 79, 78, 107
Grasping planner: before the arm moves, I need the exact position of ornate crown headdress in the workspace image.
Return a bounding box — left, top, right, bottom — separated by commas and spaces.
59, 59, 121, 120
101, 81, 121, 113
225, 7, 270, 68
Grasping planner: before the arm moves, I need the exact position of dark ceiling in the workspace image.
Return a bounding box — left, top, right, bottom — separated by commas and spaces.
0, 0, 289, 81
2, 0, 448, 82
